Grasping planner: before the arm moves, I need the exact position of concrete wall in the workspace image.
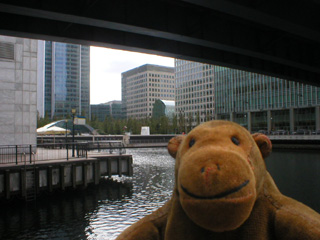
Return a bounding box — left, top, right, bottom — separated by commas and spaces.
0, 36, 37, 145
0, 156, 133, 200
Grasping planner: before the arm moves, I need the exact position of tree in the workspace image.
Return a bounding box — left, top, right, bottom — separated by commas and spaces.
172, 114, 178, 134
196, 111, 200, 126
114, 120, 122, 134
188, 112, 193, 132
103, 116, 111, 134
37, 111, 51, 128
81, 110, 86, 118
160, 116, 169, 134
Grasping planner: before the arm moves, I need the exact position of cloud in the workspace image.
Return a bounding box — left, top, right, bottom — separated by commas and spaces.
90, 47, 174, 104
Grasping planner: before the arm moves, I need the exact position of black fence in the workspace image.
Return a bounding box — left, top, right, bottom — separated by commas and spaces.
0, 143, 88, 165
0, 141, 128, 165
85, 141, 126, 155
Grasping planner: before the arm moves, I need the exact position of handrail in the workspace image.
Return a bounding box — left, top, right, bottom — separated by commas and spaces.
0, 143, 88, 165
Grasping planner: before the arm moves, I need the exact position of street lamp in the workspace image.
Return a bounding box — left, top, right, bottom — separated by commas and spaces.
65, 119, 68, 142
65, 119, 69, 160
71, 108, 76, 157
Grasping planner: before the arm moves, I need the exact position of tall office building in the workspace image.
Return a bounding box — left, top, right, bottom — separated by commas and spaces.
39, 41, 90, 119
175, 60, 320, 133
90, 100, 123, 122
214, 66, 320, 132
175, 59, 214, 126
122, 64, 175, 119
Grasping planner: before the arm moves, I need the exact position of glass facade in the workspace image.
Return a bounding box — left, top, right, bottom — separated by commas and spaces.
294, 108, 316, 131
214, 66, 320, 132
44, 42, 90, 119
90, 101, 123, 122
90, 104, 110, 122
175, 59, 214, 125
152, 99, 175, 120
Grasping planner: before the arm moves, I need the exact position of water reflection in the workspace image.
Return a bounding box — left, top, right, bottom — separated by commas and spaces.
0, 148, 319, 239
87, 148, 175, 240
0, 179, 133, 240
0, 148, 174, 240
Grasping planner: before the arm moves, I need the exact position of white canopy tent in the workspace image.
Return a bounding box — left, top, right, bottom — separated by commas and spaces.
37, 126, 70, 135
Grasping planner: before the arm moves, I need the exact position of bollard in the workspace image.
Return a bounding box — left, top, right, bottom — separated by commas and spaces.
29, 145, 32, 163
15, 145, 18, 165
66, 144, 69, 160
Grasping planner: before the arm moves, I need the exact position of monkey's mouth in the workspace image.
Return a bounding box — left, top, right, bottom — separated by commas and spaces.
181, 180, 249, 200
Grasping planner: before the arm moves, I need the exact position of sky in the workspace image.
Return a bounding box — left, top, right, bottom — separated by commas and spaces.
90, 46, 174, 104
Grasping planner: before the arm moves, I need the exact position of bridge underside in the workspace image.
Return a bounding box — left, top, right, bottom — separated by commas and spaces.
0, 0, 320, 86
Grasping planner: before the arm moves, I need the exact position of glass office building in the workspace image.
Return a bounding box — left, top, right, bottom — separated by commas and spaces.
214, 66, 320, 132
152, 99, 175, 120
43, 42, 90, 119
175, 59, 214, 126
90, 100, 123, 122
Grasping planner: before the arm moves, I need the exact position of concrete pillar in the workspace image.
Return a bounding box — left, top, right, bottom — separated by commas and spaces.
20, 169, 26, 197
60, 166, 65, 190
48, 166, 53, 192
72, 164, 77, 189
128, 157, 133, 177
316, 106, 320, 130
290, 108, 295, 132
5, 170, 10, 199
247, 112, 252, 133
0, 36, 38, 146
107, 158, 112, 178
83, 163, 88, 188
118, 158, 122, 177
267, 110, 272, 133
94, 161, 100, 185
230, 112, 235, 122
35, 167, 39, 194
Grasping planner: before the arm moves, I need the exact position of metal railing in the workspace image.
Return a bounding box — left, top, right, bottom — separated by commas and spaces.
85, 141, 126, 155
0, 141, 129, 165
0, 143, 87, 165
0, 145, 36, 165
129, 138, 169, 144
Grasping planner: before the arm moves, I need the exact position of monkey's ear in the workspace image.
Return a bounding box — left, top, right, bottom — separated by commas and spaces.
252, 133, 272, 158
168, 136, 185, 158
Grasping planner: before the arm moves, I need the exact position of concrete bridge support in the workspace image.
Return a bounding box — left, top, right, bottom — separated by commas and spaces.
0, 35, 37, 146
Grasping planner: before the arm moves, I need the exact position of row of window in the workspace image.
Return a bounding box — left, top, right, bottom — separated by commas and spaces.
148, 73, 174, 79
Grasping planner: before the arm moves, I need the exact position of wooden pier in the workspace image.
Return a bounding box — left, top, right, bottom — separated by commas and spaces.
0, 154, 133, 201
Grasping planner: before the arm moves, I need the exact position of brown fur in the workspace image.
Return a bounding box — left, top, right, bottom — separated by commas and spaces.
116, 120, 320, 240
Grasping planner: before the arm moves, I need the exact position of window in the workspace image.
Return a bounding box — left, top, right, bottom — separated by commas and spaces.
0, 42, 14, 60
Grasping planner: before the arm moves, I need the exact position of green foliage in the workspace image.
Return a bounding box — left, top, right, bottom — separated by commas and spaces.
37, 111, 51, 128
83, 115, 190, 135
37, 112, 192, 135
196, 111, 200, 126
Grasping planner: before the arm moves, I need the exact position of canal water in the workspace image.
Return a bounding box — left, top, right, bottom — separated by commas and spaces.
0, 147, 319, 239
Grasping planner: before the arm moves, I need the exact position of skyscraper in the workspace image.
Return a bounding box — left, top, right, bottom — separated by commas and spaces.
175, 59, 320, 133
122, 64, 175, 119
175, 59, 214, 126
90, 100, 123, 122
39, 41, 90, 119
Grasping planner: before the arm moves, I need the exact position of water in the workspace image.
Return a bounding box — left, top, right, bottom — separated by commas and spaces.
0, 148, 319, 239
266, 148, 320, 212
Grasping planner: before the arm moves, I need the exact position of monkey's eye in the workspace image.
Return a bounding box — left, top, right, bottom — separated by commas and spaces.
231, 136, 240, 146
189, 138, 196, 148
